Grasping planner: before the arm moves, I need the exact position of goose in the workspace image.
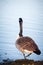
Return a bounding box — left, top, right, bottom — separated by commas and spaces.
15, 18, 41, 59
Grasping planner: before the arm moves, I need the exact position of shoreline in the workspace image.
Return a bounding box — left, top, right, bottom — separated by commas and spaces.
0, 59, 43, 65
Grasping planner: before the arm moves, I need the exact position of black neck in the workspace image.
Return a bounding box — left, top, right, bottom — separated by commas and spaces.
19, 22, 23, 37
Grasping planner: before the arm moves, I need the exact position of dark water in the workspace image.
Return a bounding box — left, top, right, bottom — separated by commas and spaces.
0, 0, 43, 63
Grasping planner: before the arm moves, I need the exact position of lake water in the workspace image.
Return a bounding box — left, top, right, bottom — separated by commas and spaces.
0, 19, 43, 63
0, 0, 43, 63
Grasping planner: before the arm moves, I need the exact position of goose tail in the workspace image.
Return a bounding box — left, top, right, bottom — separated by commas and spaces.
34, 49, 41, 55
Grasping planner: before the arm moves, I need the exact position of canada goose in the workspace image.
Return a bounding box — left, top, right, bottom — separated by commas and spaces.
15, 18, 41, 59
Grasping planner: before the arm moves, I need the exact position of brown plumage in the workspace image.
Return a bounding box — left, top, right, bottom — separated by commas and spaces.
15, 18, 41, 59
16, 36, 41, 54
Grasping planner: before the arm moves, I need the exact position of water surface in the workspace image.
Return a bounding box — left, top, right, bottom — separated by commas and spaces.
0, 0, 43, 63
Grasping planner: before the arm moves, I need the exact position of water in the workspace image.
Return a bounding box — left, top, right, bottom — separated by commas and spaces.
0, 0, 43, 63
0, 20, 43, 63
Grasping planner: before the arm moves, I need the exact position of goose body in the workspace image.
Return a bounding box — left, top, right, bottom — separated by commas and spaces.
15, 18, 41, 59
16, 36, 40, 54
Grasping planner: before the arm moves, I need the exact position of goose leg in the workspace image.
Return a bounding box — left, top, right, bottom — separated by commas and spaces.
23, 53, 26, 59
26, 53, 32, 57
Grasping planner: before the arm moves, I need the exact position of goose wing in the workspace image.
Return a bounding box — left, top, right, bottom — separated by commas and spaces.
16, 37, 39, 51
